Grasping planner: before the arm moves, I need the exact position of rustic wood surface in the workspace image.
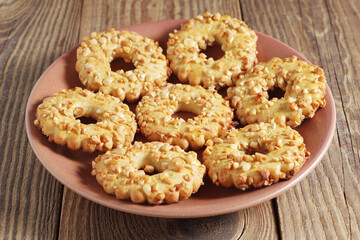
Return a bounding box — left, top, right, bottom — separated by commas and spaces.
0, 0, 358, 239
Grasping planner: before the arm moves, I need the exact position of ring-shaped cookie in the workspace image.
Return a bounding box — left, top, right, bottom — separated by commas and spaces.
76, 29, 170, 102
91, 142, 206, 204
227, 56, 326, 127
34, 88, 137, 152
167, 12, 258, 89
136, 84, 234, 150
203, 122, 309, 190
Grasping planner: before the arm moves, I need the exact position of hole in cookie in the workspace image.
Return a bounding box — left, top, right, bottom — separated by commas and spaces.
245, 147, 269, 156
110, 57, 136, 72
267, 87, 285, 100
200, 44, 225, 61
172, 103, 200, 121
76, 116, 97, 125
172, 111, 197, 121
141, 165, 160, 176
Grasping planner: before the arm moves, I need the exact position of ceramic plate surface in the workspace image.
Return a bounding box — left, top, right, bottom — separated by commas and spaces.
26, 20, 336, 218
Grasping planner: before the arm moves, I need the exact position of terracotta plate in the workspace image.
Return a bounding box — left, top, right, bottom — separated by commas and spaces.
25, 20, 336, 218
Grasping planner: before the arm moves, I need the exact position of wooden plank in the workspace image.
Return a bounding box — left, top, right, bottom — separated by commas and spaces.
59, 188, 243, 240
0, 0, 82, 239
79, 0, 244, 37
59, 188, 277, 240
324, 0, 360, 238
241, 0, 360, 239
58, 1, 278, 239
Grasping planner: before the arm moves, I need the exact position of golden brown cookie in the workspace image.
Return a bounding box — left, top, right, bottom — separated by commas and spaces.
76, 29, 170, 102
203, 122, 309, 190
136, 84, 234, 150
167, 12, 258, 89
227, 56, 326, 127
34, 87, 137, 152
92, 142, 206, 204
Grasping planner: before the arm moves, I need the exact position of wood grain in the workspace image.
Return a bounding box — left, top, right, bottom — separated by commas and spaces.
241, 0, 360, 239
0, 0, 82, 239
59, 188, 277, 240
1, 0, 358, 239
325, 0, 360, 238
79, 0, 242, 37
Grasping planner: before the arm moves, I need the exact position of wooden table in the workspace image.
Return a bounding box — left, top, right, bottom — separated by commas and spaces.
1, 0, 359, 239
